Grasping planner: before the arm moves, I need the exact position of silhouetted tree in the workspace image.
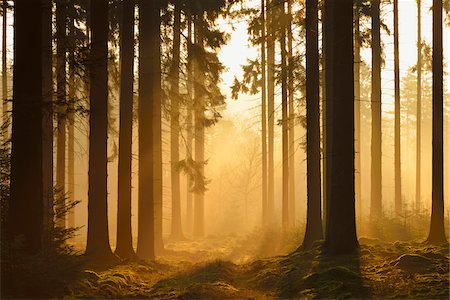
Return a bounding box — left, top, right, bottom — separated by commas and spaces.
260, 0, 268, 226
67, 0, 75, 229
302, 0, 323, 250
115, 0, 136, 259
10, 0, 44, 253
370, 0, 382, 220
323, 0, 358, 254
85, 0, 114, 261
426, 0, 447, 244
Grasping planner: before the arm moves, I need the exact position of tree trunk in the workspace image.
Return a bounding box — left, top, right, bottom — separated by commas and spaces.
10, 0, 44, 253
56, 0, 67, 228
186, 17, 194, 235
2, 0, 6, 135
193, 18, 205, 238
281, 3, 289, 231
68, 0, 75, 229
416, 0, 422, 213
170, 0, 183, 240
393, 0, 402, 215
303, 0, 323, 250
370, 0, 382, 220
85, 0, 114, 261
323, 0, 358, 255
42, 0, 54, 240
354, 0, 362, 229
137, 0, 161, 259
426, 0, 447, 244
287, 0, 295, 228
115, 0, 136, 259
267, 0, 275, 225
260, 0, 268, 227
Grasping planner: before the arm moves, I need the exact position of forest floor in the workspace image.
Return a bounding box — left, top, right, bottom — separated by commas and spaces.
66, 232, 450, 299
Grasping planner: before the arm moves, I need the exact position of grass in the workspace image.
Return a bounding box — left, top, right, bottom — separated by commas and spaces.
67, 233, 450, 299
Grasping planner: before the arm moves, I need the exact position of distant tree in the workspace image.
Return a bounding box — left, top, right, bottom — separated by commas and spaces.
287, 0, 295, 229
267, 0, 275, 225
9, 0, 44, 253
56, 0, 68, 229
260, 0, 268, 226
302, 0, 323, 250
323, 0, 358, 254
85, 0, 115, 261
115, 0, 136, 259
169, 0, 183, 240
393, 0, 402, 215
136, 0, 161, 259
370, 0, 382, 220
42, 0, 54, 237
426, 0, 447, 244
416, 0, 422, 213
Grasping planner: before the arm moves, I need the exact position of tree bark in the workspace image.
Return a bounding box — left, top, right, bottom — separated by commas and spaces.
116, 0, 136, 259
10, 0, 44, 253
303, 0, 323, 250
267, 0, 275, 225
370, 0, 382, 220
426, 0, 447, 244
323, 0, 358, 255
170, 0, 183, 240
85, 0, 114, 261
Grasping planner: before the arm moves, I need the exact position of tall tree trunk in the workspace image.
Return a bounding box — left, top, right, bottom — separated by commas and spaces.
260, 0, 268, 227
186, 17, 194, 235
56, 0, 67, 228
115, 0, 136, 259
323, 0, 358, 254
2, 0, 6, 135
303, 0, 323, 250
393, 0, 402, 215
10, 0, 44, 253
85, 0, 114, 261
416, 0, 422, 213
281, 3, 289, 231
137, 0, 161, 259
42, 0, 54, 240
287, 0, 295, 228
68, 0, 75, 229
426, 0, 447, 244
370, 0, 382, 220
193, 18, 205, 237
354, 0, 362, 229
170, 0, 183, 240
267, 0, 275, 225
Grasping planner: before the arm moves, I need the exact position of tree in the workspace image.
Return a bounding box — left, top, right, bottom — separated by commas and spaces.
267, 0, 275, 224
56, 0, 68, 228
393, 0, 402, 215
280, 1, 289, 231
370, 0, 382, 220
416, 0, 422, 213
354, 0, 362, 228
115, 0, 136, 259
302, 0, 323, 250
67, 0, 75, 229
287, 0, 295, 228
85, 0, 114, 261
42, 0, 54, 237
260, 0, 268, 226
323, 0, 358, 254
170, 0, 183, 240
9, 0, 44, 253
2, 0, 6, 133
426, 0, 447, 244
186, 17, 194, 234
136, 0, 162, 259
